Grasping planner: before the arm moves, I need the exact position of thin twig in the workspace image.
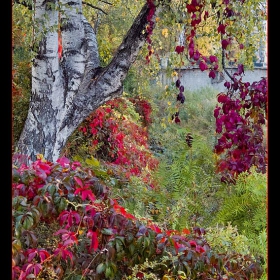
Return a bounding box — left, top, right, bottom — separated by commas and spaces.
82, 1, 108, 15
221, 48, 234, 82
98, 0, 112, 5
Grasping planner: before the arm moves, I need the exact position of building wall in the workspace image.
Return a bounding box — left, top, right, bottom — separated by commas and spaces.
158, 67, 267, 92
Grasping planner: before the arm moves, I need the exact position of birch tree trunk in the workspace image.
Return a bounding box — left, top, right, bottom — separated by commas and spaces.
16, 0, 157, 163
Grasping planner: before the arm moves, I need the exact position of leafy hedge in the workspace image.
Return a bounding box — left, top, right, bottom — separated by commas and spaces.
12, 156, 263, 279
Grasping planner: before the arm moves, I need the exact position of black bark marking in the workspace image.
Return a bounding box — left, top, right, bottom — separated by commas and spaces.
91, 66, 104, 79
61, 21, 79, 32
46, 67, 53, 78
64, 49, 81, 57
67, 1, 79, 6
35, 38, 47, 59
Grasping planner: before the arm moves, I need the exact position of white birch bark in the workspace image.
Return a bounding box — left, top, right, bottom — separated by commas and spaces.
16, 0, 158, 163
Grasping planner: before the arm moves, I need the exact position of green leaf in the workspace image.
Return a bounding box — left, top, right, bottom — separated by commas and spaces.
101, 228, 114, 235
58, 197, 67, 212
48, 185, 57, 196
23, 215, 33, 230
115, 236, 125, 244
110, 262, 117, 273
116, 239, 123, 252
105, 266, 112, 278
128, 243, 135, 255
186, 251, 192, 261
144, 236, 150, 248
96, 263, 106, 274
85, 156, 100, 167
182, 261, 191, 276
15, 214, 23, 224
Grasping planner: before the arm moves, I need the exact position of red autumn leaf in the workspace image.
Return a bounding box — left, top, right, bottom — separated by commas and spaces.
38, 249, 50, 262
74, 176, 83, 187
148, 223, 162, 233
237, 64, 244, 75
193, 50, 200, 61
189, 240, 197, 247
113, 202, 136, 220
209, 70, 216, 79
54, 229, 78, 246
160, 236, 166, 243
32, 160, 52, 180
85, 205, 97, 217
26, 248, 50, 263
181, 228, 191, 235
57, 156, 70, 167
25, 263, 42, 277
71, 161, 81, 170
209, 55, 218, 63
221, 39, 230, 49
195, 244, 205, 253
87, 229, 99, 251
217, 24, 226, 34
58, 210, 81, 228
136, 272, 144, 279
199, 61, 208, 71
171, 238, 181, 254
175, 45, 185, 54
53, 243, 74, 262
80, 189, 95, 201
166, 229, 180, 236
27, 251, 37, 263
175, 116, 180, 123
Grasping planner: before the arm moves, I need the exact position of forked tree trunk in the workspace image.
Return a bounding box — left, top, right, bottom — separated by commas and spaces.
16, 0, 157, 163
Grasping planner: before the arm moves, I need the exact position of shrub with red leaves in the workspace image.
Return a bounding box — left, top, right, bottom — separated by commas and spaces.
12, 156, 264, 279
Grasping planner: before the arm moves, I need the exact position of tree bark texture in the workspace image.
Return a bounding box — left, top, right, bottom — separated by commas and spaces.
16, 0, 158, 162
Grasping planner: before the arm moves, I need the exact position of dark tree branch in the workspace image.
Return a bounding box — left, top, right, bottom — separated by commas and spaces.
98, 0, 112, 5
221, 48, 234, 82
218, 12, 234, 82
82, 1, 107, 14
71, 2, 159, 120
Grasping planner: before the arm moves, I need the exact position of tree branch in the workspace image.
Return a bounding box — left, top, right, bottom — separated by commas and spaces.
97, 0, 112, 5
71, 2, 159, 122
221, 48, 234, 82
218, 12, 234, 82
82, 1, 107, 15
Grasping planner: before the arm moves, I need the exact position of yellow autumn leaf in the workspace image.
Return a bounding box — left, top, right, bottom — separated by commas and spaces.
162, 28, 168, 38
86, 156, 100, 167
162, 275, 175, 280
36, 153, 46, 162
